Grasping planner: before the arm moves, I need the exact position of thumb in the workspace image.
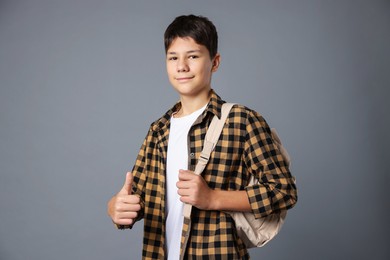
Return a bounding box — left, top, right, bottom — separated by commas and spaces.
120, 172, 133, 195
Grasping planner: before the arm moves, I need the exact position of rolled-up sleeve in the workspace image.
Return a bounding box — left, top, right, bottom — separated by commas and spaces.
243, 110, 297, 219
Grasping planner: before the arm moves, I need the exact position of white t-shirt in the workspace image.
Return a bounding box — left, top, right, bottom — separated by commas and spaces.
165, 105, 206, 259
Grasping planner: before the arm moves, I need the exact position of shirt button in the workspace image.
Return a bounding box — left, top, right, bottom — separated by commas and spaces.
189, 153, 195, 158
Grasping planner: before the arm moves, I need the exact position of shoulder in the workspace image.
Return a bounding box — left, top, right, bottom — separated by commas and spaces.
229, 104, 266, 122
149, 103, 178, 132
227, 104, 271, 136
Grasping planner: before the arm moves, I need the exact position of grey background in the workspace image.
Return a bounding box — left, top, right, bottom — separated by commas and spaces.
0, 0, 389, 259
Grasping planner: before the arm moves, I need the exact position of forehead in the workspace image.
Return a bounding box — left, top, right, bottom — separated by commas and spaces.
167, 37, 208, 53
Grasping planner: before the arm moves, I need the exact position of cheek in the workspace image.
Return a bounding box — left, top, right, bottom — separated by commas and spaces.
166, 65, 175, 77
200, 68, 212, 81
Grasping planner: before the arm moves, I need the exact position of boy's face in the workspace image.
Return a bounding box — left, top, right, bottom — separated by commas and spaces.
166, 37, 220, 98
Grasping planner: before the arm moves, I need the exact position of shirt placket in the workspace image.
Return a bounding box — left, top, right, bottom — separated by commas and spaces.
179, 113, 210, 259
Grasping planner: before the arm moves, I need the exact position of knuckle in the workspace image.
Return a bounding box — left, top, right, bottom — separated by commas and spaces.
134, 204, 141, 211
116, 204, 125, 212
116, 196, 123, 203
132, 195, 140, 203
128, 212, 137, 220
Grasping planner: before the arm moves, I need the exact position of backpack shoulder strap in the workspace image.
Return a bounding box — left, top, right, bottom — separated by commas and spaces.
193, 103, 236, 175
183, 103, 236, 218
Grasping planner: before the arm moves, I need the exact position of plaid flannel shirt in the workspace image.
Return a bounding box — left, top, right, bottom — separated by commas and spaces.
118, 90, 297, 259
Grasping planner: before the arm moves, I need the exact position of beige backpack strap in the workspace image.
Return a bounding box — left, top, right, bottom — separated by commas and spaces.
183, 103, 236, 219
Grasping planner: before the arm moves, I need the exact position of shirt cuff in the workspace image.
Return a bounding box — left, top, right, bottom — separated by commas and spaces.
245, 184, 272, 219
114, 223, 133, 230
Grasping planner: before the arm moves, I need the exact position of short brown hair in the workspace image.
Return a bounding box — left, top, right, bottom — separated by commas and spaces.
164, 15, 218, 59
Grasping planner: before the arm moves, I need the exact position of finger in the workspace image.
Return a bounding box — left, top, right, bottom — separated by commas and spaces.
118, 195, 141, 205
177, 186, 190, 195
176, 178, 194, 189
114, 218, 134, 226
115, 203, 141, 213
113, 212, 138, 225
179, 195, 193, 205
117, 211, 139, 219
120, 172, 133, 195
178, 170, 196, 180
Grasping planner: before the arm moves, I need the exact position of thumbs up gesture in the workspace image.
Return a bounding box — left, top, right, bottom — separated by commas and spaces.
107, 172, 141, 226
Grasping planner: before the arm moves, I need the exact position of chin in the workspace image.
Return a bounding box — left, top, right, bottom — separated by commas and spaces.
173, 84, 207, 94
177, 88, 208, 97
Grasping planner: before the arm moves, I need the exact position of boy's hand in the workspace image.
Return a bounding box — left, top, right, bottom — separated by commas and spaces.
107, 172, 141, 225
177, 169, 214, 210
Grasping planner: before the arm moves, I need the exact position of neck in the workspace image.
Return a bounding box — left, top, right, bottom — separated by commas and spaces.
177, 89, 211, 117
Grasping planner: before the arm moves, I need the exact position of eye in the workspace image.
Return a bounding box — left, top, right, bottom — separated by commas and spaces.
168, 56, 177, 61
189, 55, 199, 59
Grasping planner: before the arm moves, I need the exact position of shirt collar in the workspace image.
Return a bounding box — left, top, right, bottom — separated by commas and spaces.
151, 89, 225, 132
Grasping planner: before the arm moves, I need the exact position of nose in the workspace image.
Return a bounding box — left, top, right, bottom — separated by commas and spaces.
177, 58, 189, 72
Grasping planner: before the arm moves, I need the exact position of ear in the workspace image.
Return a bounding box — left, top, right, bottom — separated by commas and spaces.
211, 53, 221, 72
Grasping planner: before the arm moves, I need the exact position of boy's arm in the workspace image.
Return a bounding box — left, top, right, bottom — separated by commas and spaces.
243, 110, 297, 219
177, 110, 297, 217
177, 170, 252, 212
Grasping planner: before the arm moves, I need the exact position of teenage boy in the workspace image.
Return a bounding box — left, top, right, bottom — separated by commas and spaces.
107, 15, 297, 259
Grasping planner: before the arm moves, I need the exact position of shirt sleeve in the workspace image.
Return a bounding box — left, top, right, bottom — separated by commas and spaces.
243, 110, 297, 219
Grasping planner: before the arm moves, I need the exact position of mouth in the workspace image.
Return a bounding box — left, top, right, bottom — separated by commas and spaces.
175, 76, 195, 82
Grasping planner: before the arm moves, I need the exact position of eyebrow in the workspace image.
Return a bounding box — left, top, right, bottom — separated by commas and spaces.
167, 50, 202, 55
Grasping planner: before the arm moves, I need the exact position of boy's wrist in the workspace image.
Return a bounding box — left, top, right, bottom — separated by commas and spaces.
208, 190, 252, 212
209, 189, 222, 211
